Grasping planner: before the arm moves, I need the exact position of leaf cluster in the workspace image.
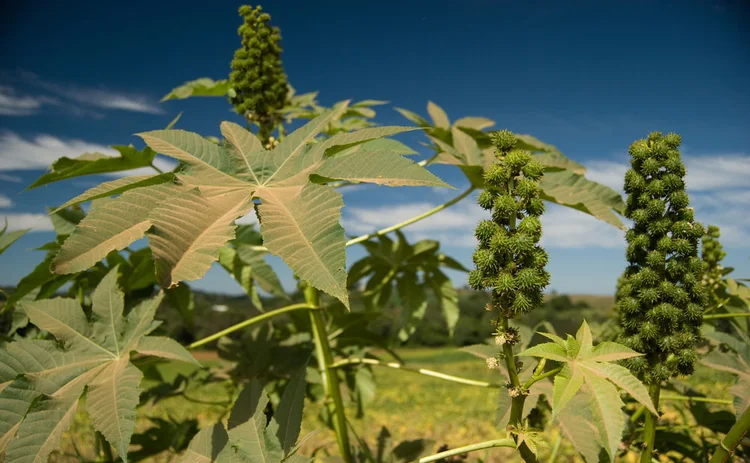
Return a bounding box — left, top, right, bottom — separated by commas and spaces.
347, 230, 467, 340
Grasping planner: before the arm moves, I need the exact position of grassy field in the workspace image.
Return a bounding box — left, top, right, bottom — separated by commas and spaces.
54, 346, 734, 462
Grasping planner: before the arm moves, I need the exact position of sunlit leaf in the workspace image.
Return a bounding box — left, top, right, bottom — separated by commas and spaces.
161, 78, 231, 102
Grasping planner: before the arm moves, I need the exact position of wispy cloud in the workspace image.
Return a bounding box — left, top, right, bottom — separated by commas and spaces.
0, 131, 176, 175
0, 173, 22, 183
0, 195, 12, 208
0, 86, 59, 116
1, 71, 164, 116
0, 213, 53, 232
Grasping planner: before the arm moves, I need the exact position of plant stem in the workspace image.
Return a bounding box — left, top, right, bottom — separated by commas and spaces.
548, 434, 562, 463
710, 403, 750, 462
186, 303, 316, 349
660, 394, 733, 405
522, 366, 563, 390
345, 186, 476, 246
415, 438, 516, 463
703, 312, 750, 320
330, 357, 503, 388
150, 163, 165, 174
305, 286, 353, 462
640, 384, 661, 463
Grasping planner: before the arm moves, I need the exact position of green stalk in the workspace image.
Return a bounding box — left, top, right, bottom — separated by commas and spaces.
702, 312, 750, 320
330, 357, 502, 388
415, 438, 516, 463
640, 384, 661, 463
305, 286, 352, 462
187, 303, 316, 350
660, 394, 733, 405
346, 186, 476, 246
548, 434, 562, 463
710, 403, 750, 462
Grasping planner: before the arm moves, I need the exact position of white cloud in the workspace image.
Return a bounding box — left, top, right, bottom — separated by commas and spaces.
0, 131, 176, 175
0, 173, 22, 183
0, 213, 53, 232
1, 72, 164, 116
0, 194, 12, 208
0, 86, 59, 116
540, 205, 625, 249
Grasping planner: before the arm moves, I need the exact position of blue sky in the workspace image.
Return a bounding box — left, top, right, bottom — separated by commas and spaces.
1, 0, 748, 296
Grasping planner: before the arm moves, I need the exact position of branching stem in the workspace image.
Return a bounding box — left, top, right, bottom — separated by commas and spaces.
414, 438, 516, 463
187, 303, 316, 350
330, 357, 502, 388
703, 312, 750, 320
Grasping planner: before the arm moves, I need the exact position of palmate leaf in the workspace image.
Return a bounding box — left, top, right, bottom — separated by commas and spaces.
518, 320, 655, 461
179, 377, 310, 463
396, 102, 626, 229
0, 267, 197, 462
348, 231, 464, 336
53, 104, 451, 307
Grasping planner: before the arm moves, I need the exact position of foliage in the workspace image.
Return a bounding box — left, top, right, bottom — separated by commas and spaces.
397, 103, 627, 229
50, 107, 448, 309
180, 373, 309, 462
347, 231, 467, 340
0, 268, 197, 462
229, 4, 288, 143
0, 220, 29, 257
519, 321, 657, 460
615, 132, 706, 384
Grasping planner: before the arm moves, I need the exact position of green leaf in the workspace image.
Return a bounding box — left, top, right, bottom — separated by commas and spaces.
399, 102, 626, 228
427, 270, 460, 337
52, 174, 175, 213
556, 391, 606, 463
1, 272, 193, 462
539, 170, 626, 230
426, 101, 450, 129
148, 188, 254, 288
519, 320, 656, 461
161, 78, 231, 102
55, 105, 447, 306
581, 371, 625, 460
53, 184, 184, 274
0, 223, 29, 256
700, 330, 750, 418
236, 246, 288, 300
275, 368, 307, 453
27, 146, 156, 189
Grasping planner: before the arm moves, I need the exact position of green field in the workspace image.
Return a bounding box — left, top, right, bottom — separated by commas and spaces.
53, 345, 736, 463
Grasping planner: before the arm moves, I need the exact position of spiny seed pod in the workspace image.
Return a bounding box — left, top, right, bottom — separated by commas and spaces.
701, 225, 726, 291
616, 132, 706, 383
469, 130, 550, 319
229, 5, 289, 143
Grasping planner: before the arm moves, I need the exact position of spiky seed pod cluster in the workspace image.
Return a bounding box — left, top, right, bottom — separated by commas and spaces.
616, 132, 707, 383
229, 5, 289, 143
701, 225, 726, 291
468, 130, 550, 326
